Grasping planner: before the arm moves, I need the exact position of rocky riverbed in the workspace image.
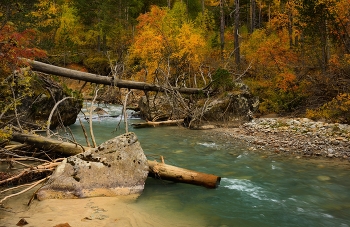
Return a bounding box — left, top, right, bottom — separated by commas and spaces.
205, 117, 350, 162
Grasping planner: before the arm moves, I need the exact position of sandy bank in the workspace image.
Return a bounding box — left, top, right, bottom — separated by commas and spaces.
0, 187, 205, 227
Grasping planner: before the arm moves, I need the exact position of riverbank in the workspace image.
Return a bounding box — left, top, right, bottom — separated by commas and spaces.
204, 117, 350, 164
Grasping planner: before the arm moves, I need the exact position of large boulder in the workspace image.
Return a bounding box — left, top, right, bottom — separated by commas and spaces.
36, 132, 149, 200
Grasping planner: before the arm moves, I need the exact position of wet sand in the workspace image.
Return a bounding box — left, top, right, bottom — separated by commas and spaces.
0, 186, 205, 227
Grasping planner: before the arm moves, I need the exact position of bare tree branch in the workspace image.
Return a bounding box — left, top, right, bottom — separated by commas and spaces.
46, 97, 73, 137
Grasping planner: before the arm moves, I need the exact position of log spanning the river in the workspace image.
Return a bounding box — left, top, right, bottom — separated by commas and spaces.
11, 132, 220, 189
24, 59, 204, 95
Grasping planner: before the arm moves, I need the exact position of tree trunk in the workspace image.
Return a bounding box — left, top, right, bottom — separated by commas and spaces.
24, 59, 204, 94
11, 132, 221, 189
202, 0, 205, 15
234, 0, 240, 66
250, 0, 256, 33
168, 0, 171, 9
219, 0, 225, 60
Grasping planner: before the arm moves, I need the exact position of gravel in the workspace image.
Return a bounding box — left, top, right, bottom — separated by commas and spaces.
205, 117, 350, 162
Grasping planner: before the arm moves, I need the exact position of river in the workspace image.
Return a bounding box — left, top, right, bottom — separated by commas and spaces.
64, 104, 350, 227
1, 104, 350, 226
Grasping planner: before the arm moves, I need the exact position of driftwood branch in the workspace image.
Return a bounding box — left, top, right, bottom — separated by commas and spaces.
0, 177, 48, 204
47, 97, 73, 137
89, 89, 99, 148
132, 119, 184, 128
123, 90, 133, 133
78, 117, 91, 147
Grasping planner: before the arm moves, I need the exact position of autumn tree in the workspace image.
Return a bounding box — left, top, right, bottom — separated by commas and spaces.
127, 2, 209, 88
0, 5, 46, 140
240, 26, 304, 113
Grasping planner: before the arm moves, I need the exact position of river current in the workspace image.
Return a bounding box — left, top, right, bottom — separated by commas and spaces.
61, 104, 350, 226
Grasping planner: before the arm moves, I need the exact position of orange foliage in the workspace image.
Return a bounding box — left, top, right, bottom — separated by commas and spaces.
276, 72, 297, 92
242, 28, 298, 79
136, 5, 167, 30
0, 25, 46, 75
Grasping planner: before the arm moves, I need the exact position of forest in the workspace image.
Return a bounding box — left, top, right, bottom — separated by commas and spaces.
1, 0, 350, 133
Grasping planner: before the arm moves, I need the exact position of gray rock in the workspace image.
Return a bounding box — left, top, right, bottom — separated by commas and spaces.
328, 148, 334, 153
36, 132, 149, 200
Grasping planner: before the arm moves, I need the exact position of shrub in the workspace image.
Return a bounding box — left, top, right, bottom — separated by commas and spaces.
83, 55, 110, 75
306, 93, 350, 123
212, 68, 234, 93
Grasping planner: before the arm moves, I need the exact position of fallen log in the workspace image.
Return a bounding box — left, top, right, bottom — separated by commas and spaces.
24, 59, 204, 95
148, 160, 220, 188
10, 132, 221, 189
132, 119, 184, 128
11, 132, 90, 156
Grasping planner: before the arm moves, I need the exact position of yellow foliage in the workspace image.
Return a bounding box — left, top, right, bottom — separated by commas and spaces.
127, 3, 208, 85
0, 126, 12, 142
55, 4, 90, 48
306, 93, 350, 123
32, 0, 60, 22
205, 0, 220, 7
174, 23, 206, 67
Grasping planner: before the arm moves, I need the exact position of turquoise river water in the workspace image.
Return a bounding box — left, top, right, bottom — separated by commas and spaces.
63, 104, 350, 227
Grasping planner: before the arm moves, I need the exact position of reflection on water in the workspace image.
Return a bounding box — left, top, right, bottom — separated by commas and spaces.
2, 104, 350, 227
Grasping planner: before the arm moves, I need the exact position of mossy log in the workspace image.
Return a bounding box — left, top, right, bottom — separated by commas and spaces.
11, 132, 221, 189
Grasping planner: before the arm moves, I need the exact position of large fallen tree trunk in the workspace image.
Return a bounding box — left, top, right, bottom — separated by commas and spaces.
25, 59, 204, 95
11, 132, 221, 189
